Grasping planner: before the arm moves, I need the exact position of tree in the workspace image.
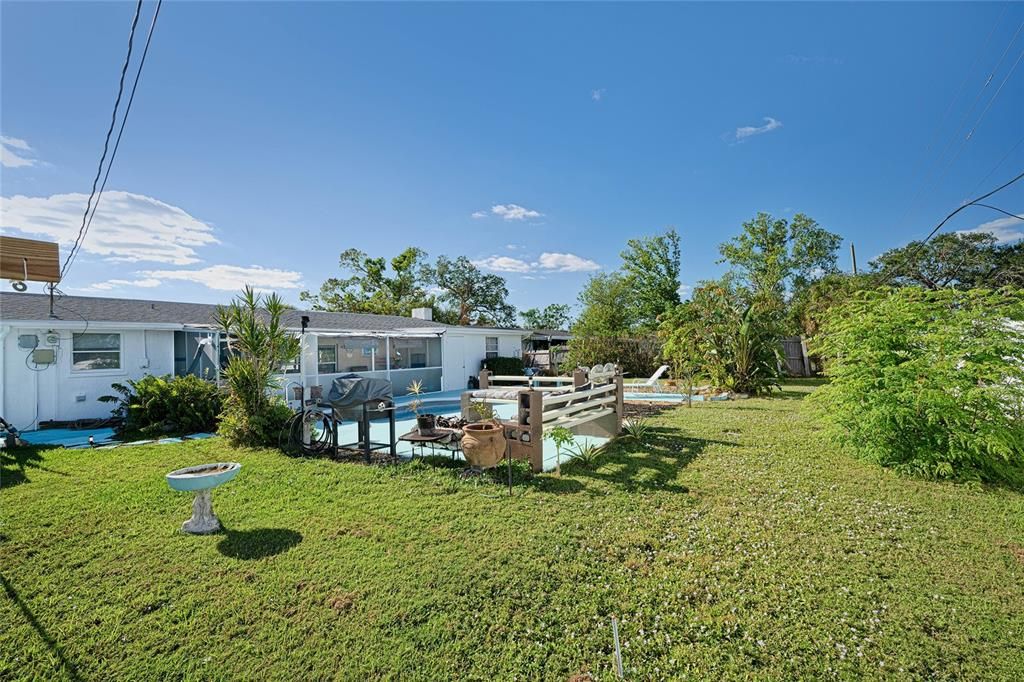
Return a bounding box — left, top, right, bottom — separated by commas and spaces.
571, 272, 639, 337
520, 304, 572, 330
718, 212, 842, 311
620, 228, 683, 328
299, 247, 434, 316
431, 256, 516, 327
787, 273, 879, 337
869, 232, 1010, 290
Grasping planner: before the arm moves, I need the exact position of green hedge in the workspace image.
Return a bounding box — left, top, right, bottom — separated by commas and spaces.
481, 356, 525, 376
811, 288, 1024, 485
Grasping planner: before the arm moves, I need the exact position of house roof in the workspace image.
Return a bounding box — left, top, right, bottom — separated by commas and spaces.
0, 292, 461, 333
527, 328, 572, 339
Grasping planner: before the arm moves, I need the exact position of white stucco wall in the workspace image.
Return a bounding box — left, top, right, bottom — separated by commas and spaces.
0, 326, 175, 431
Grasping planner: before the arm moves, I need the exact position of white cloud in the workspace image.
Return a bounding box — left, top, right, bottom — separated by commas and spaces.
536, 252, 601, 272
474, 251, 600, 274
471, 210, 488, 219
591, 88, 606, 102
505, 243, 523, 251
957, 213, 1024, 245
678, 283, 693, 298
74, 278, 163, 293
0, 191, 218, 265
140, 264, 304, 292
1, 135, 39, 168
490, 204, 543, 221
732, 117, 783, 143
473, 255, 534, 273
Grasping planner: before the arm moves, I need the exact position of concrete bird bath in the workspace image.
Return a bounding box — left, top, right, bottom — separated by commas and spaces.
166, 462, 241, 534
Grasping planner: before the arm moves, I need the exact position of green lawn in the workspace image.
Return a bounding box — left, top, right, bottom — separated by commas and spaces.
3, 381, 1023, 680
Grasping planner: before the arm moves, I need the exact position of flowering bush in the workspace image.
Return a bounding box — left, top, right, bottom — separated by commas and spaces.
811, 288, 1024, 485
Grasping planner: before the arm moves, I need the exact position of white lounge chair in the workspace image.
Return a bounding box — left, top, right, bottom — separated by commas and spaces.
624, 365, 669, 391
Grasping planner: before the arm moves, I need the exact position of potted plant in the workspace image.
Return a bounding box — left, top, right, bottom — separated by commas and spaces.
407, 380, 436, 435
461, 400, 506, 469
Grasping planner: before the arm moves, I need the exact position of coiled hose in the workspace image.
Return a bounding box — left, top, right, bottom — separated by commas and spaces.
280, 407, 337, 457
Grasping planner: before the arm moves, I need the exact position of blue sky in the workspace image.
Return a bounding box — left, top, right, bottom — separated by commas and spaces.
2, 1, 1022, 315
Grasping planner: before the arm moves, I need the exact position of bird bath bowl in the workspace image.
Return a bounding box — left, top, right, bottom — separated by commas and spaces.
166, 462, 241, 534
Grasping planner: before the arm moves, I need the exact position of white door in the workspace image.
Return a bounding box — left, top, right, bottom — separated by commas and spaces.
442, 334, 466, 392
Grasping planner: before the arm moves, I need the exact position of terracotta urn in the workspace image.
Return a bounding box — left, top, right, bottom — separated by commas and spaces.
461, 422, 506, 469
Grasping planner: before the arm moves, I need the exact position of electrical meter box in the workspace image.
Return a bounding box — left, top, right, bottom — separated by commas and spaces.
32, 348, 56, 365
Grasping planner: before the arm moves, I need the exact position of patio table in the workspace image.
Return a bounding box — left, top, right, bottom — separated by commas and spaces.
399, 427, 462, 460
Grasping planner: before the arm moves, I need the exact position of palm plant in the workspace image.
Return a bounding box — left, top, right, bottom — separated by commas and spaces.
216, 287, 300, 446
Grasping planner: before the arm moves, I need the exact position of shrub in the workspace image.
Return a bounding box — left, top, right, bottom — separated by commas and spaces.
562, 335, 661, 380
481, 356, 524, 376
100, 374, 222, 440
658, 281, 781, 395
216, 287, 301, 448
811, 288, 1024, 485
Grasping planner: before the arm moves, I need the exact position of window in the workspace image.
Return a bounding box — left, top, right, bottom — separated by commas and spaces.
317, 345, 337, 374
485, 336, 499, 359
72, 333, 121, 371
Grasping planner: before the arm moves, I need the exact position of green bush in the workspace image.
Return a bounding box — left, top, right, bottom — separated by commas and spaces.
811, 288, 1024, 485
218, 399, 293, 448
481, 356, 524, 376
658, 281, 782, 395
100, 374, 222, 440
561, 335, 661, 380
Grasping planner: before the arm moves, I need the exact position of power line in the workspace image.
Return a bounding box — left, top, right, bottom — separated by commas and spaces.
61, 0, 144, 279
889, 19, 1024, 238
64, 0, 164, 280
972, 203, 1024, 221
967, 132, 1024, 196
882, 169, 1024, 285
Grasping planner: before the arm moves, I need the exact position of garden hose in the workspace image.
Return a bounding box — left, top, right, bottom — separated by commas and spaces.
281, 408, 337, 457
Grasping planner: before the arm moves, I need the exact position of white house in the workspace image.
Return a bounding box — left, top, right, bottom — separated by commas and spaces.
0, 293, 527, 431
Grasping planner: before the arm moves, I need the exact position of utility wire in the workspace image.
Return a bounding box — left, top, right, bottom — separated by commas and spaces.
967, 132, 1024, 196
888, 19, 1024, 239
64, 0, 164, 281
972, 203, 1024, 221
60, 0, 147, 280
882, 169, 1024, 285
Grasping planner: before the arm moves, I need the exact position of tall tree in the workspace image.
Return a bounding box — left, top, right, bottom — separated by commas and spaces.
869, 232, 1011, 290
718, 212, 842, 309
520, 303, 573, 330
299, 247, 434, 316
431, 256, 516, 327
571, 272, 639, 337
620, 228, 683, 328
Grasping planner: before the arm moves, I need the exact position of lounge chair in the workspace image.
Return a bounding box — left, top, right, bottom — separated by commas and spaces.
624, 365, 669, 391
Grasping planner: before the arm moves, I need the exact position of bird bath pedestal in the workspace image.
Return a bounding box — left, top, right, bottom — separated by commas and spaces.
166, 462, 241, 534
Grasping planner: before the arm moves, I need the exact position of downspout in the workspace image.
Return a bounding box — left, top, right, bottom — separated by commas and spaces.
0, 326, 8, 424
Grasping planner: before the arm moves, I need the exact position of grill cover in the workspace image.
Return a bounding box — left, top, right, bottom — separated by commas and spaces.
325, 374, 394, 420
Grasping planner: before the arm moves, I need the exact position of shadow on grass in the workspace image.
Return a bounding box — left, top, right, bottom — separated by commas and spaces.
0, 447, 55, 488
1, 574, 83, 681
217, 528, 303, 560
565, 426, 737, 494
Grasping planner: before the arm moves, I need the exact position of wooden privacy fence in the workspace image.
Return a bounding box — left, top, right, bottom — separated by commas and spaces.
462, 364, 624, 472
